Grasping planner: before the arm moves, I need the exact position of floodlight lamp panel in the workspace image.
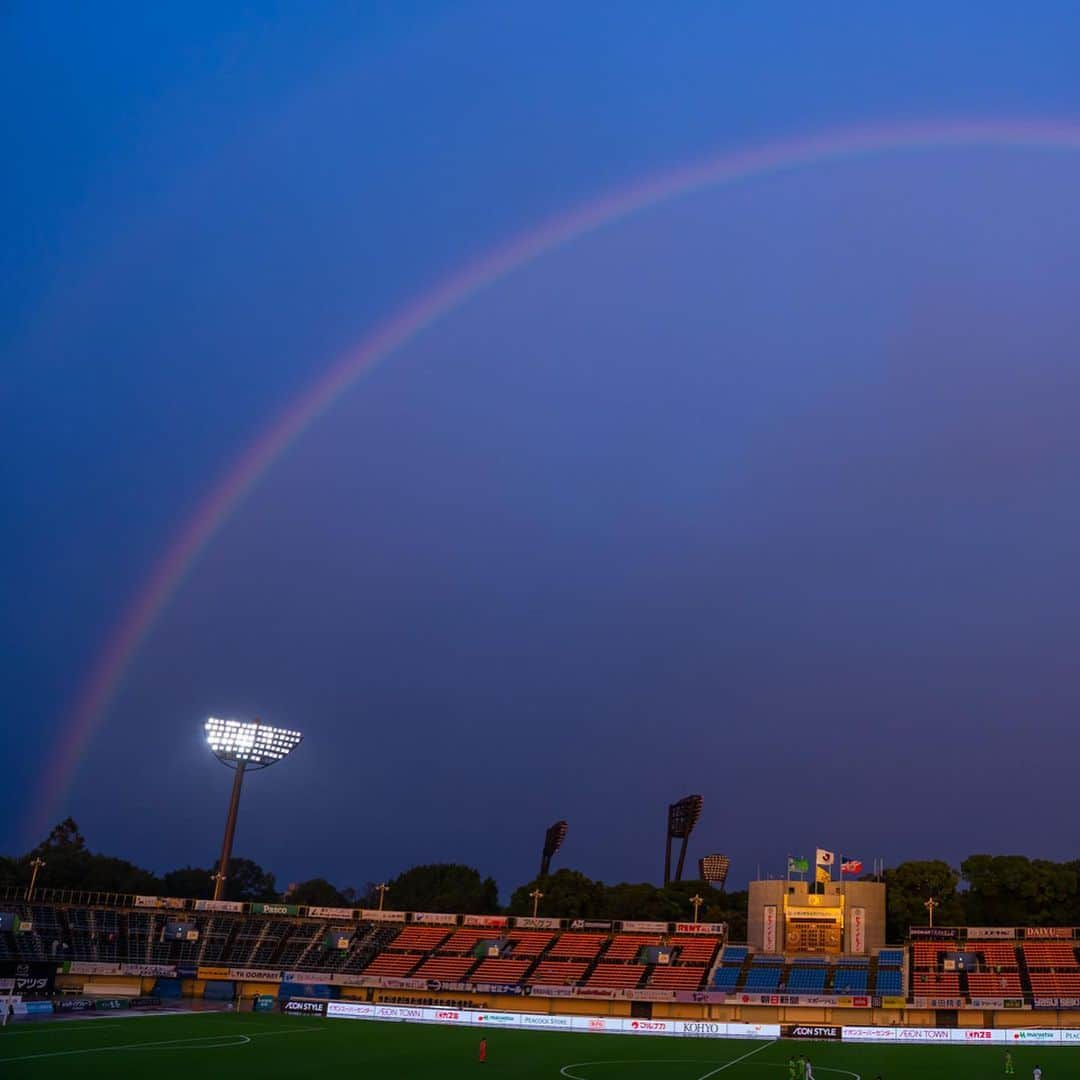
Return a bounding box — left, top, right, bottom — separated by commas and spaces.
204, 717, 303, 767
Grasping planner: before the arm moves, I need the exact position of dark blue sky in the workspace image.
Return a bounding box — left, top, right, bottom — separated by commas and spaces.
6, 3, 1080, 897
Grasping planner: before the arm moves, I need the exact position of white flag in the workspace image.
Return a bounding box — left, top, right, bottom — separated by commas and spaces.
816, 849, 835, 866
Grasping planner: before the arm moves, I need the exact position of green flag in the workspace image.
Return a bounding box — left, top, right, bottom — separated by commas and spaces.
787, 856, 809, 874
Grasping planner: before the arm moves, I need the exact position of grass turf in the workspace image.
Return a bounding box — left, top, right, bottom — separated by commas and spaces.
0, 1012, 1071, 1078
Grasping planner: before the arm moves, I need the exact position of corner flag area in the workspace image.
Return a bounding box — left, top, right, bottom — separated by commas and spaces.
0, 1014, 1072, 1078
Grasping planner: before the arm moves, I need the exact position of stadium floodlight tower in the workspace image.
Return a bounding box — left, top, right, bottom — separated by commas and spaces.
539, 820, 568, 878
664, 794, 703, 885
205, 717, 303, 901
698, 854, 731, 891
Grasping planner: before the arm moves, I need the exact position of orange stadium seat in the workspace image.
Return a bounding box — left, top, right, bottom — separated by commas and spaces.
412, 956, 476, 981
388, 926, 451, 951
362, 952, 421, 976
438, 929, 494, 954
527, 961, 588, 985
469, 958, 532, 983
506, 931, 554, 956
670, 937, 720, 964
548, 933, 606, 959
585, 963, 646, 988
602, 934, 660, 960
646, 965, 707, 989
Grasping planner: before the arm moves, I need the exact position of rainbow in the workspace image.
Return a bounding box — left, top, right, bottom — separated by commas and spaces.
32, 117, 1080, 843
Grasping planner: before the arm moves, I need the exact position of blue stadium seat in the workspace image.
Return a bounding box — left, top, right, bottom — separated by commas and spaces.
877, 949, 904, 967
833, 967, 869, 993
720, 946, 748, 963
712, 966, 742, 991
743, 967, 782, 990
875, 970, 903, 994
785, 968, 826, 992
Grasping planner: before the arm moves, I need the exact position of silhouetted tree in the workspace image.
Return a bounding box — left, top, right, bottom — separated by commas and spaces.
372, 864, 497, 914
286, 878, 347, 906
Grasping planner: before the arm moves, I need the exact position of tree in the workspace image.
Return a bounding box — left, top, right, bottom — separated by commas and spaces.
0, 855, 23, 889
507, 869, 606, 919
219, 857, 278, 902
961, 855, 1080, 927
32, 817, 86, 856
885, 860, 963, 941
19, 819, 161, 894
162, 866, 214, 900
286, 878, 347, 907
375, 864, 497, 914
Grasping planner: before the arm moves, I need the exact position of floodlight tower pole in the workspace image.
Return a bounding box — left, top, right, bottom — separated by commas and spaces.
674, 835, 690, 884
664, 833, 674, 887
212, 761, 247, 901
27, 857, 45, 900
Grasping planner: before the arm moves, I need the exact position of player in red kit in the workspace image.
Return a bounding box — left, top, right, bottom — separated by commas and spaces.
479, 1037, 487, 1063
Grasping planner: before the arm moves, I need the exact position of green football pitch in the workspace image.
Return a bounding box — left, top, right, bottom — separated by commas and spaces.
0, 1013, 1071, 1078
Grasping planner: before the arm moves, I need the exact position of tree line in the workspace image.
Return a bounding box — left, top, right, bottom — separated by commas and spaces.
5, 821, 1078, 942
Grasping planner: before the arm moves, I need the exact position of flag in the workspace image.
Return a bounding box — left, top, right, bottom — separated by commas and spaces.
816, 865, 831, 884
787, 856, 809, 874
841, 857, 863, 874
816, 849, 835, 866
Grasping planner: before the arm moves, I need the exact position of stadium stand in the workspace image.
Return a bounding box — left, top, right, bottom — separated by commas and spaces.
670, 936, 720, 964
645, 963, 707, 989
1021, 941, 1080, 997
585, 962, 646, 988
469, 958, 532, 983
411, 955, 476, 981
602, 934, 660, 960
527, 960, 588, 985
506, 930, 554, 956
547, 933, 606, 959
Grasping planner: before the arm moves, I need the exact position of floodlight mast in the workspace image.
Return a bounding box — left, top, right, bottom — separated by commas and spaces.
539, 820, 568, 878
204, 717, 302, 901
664, 794, 703, 885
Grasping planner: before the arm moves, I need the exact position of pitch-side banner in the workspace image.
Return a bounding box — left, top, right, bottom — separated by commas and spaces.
674, 922, 725, 935
226, 967, 282, 982
966, 927, 1016, 939
411, 912, 457, 926
361, 909, 406, 922
513, 916, 561, 930
621, 921, 669, 933
1025, 926, 1073, 939
322, 1002, 781, 1040
63, 961, 121, 975
462, 915, 509, 929
307, 907, 356, 919
194, 899, 243, 913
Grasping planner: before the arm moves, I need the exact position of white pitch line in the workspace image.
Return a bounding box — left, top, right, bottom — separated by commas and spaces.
0, 1034, 252, 1063
695, 1039, 777, 1078
0, 1023, 325, 1063
1, 1023, 127, 1037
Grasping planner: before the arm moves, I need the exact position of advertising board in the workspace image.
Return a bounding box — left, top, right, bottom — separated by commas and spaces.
193, 899, 243, 913
513, 917, 561, 930
282, 998, 329, 1016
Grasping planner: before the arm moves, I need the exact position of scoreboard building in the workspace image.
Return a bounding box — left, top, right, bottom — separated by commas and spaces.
747, 878, 886, 955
